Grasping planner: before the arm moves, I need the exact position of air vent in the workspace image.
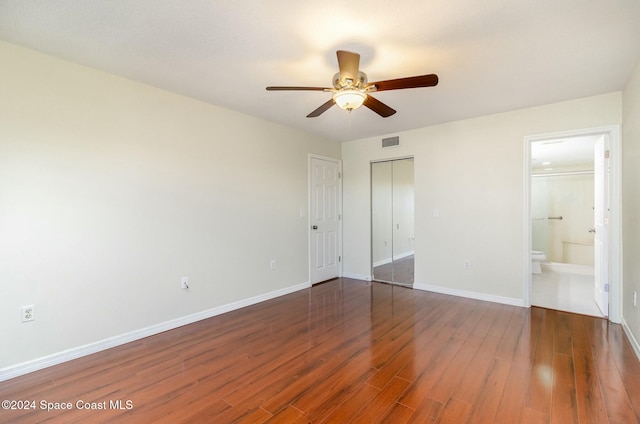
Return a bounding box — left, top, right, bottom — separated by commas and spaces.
381, 136, 399, 148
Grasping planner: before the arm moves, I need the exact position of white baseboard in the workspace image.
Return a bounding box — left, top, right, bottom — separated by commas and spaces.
413, 283, 525, 307
0, 281, 310, 382
342, 272, 372, 281
622, 318, 640, 362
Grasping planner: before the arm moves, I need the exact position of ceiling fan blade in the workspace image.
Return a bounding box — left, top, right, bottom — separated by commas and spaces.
363, 95, 396, 117
366, 74, 439, 92
307, 99, 336, 117
266, 86, 330, 91
336, 50, 360, 84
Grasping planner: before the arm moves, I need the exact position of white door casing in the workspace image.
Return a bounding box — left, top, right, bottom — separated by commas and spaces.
523, 125, 621, 323
594, 134, 609, 316
309, 156, 341, 284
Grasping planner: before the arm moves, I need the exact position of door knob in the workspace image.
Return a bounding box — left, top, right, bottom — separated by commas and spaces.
312, 225, 318, 230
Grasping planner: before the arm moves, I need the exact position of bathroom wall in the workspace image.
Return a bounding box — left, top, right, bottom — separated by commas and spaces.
532, 172, 595, 265
531, 178, 549, 253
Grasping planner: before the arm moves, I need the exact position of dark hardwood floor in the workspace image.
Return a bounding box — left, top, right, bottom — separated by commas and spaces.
2, 278, 640, 423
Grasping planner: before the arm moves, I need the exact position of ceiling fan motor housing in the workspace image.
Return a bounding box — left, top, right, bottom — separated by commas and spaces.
333, 71, 368, 90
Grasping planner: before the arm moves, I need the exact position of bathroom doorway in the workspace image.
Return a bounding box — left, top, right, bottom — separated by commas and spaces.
524, 126, 621, 322
371, 158, 415, 287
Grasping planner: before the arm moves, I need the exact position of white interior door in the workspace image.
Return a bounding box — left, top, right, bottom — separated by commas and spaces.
594, 134, 609, 316
310, 157, 341, 283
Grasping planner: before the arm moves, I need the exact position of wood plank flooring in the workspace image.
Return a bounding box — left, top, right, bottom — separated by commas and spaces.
2, 278, 640, 423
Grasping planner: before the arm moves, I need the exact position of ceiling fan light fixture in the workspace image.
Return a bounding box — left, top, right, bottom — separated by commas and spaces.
333, 89, 367, 111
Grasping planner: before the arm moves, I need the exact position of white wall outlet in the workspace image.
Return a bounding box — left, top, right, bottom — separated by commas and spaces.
21, 305, 35, 322
463, 260, 470, 269
181, 276, 189, 289
270, 260, 276, 270
634, 290, 637, 307
433, 209, 440, 218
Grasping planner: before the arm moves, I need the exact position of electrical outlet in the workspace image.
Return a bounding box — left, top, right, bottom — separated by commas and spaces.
463, 260, 470, 269
181, 276, 189, 289
21, 305, 35, 322
270, 260, 276, 270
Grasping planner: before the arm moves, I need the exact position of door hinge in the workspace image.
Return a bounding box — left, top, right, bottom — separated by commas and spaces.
338, 214, 341, 220
339, 256, 341, 262
604, 283, 609, 292
605, 150, 610, 159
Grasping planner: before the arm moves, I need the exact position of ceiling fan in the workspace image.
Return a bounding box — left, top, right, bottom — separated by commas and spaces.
266, 50, 438, 118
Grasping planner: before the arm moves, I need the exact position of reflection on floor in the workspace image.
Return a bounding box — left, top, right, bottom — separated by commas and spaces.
373, 255, 414, 286
531, 264, 605, 317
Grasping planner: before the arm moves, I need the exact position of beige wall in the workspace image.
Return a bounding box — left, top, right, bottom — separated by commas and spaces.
342, 93, 622, 304
0, 41, 340, 371
622, 59, 640, 354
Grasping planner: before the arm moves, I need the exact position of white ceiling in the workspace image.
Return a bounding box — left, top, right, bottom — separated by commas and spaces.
531, 135, 598, 172
1, 0, 639, 142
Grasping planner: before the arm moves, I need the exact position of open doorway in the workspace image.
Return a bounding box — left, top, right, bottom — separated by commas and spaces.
524, 126, 621, 322
530, 135, 603, 316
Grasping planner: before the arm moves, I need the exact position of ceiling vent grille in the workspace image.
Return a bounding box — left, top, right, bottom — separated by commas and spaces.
381, 136, 400, 148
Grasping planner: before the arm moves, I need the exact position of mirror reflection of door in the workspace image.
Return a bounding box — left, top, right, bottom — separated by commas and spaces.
371, 158, 415, 287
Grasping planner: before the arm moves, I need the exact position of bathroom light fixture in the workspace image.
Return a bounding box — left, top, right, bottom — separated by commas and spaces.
333, 89, 367, 111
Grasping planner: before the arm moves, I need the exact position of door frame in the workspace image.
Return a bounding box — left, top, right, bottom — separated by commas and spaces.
523, 125, 621, 323
594, 134, 609, 316
308, 154, 343, 284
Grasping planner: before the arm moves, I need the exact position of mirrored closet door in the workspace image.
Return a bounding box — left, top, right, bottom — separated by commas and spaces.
371, 158, 415, 287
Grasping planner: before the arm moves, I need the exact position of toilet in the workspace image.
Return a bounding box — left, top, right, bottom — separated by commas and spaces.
531, 250, 546, 274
